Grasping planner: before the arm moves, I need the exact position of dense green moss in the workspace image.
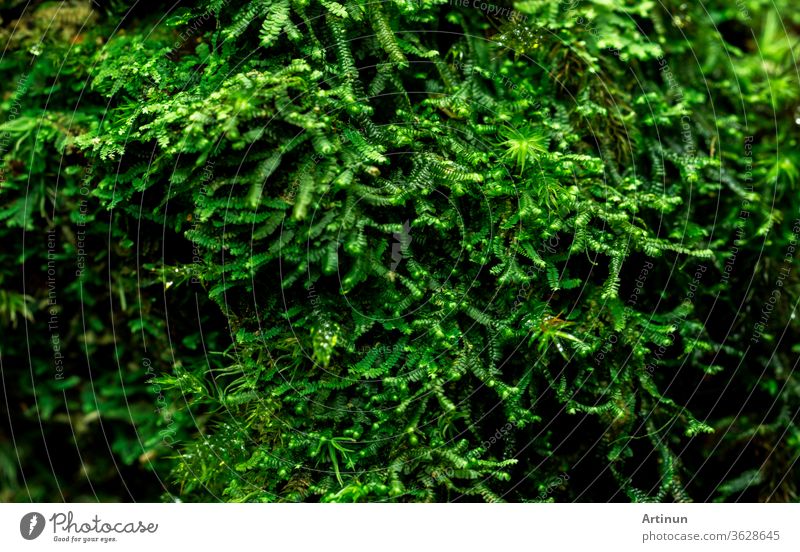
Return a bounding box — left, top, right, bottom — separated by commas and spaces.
1, 0, 799, 502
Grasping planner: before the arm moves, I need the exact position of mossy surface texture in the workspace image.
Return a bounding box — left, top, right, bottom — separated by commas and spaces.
1, 0, 799, 502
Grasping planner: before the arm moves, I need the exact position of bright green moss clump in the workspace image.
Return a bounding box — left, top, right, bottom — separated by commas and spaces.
1, 0, 799, 502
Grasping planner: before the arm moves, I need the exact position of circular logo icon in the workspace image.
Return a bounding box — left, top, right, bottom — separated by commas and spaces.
20, 512, 45, 540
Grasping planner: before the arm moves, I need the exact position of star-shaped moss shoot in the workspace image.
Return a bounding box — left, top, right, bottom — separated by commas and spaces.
498, 125, 549, 175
